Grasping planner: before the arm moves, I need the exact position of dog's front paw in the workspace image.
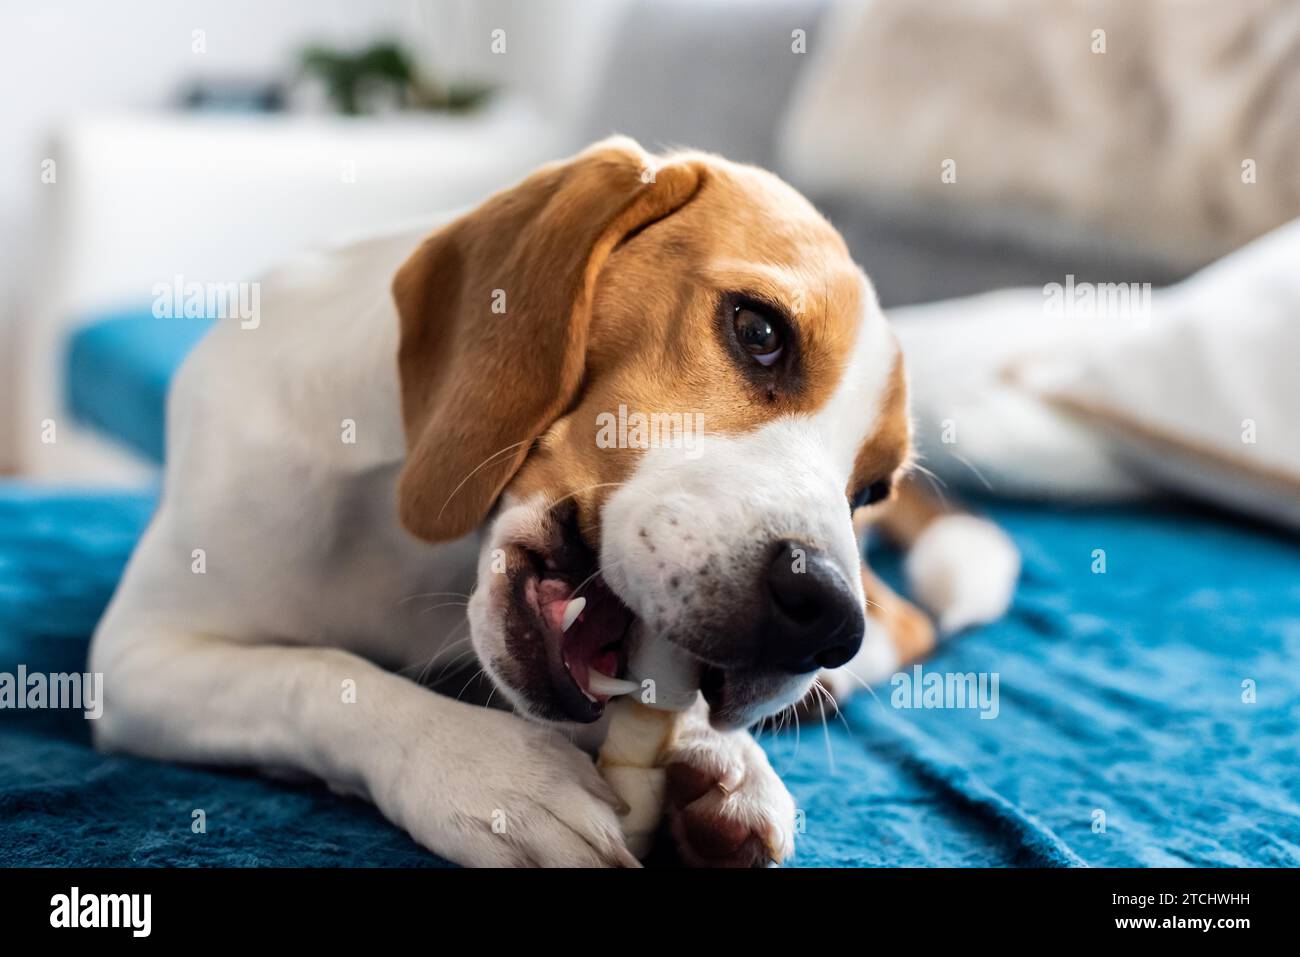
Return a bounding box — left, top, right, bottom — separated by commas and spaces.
398, 711, 639, 868
661, 719, 796, 867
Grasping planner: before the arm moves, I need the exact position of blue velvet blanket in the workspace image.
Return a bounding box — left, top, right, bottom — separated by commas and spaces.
2, 482, 1297, 866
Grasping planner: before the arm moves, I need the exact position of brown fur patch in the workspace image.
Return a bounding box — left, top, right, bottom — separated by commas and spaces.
848, 352, 911, 500
875, 474, 951, 547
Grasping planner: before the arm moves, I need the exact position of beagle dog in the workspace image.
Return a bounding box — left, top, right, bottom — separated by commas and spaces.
89, 138, 1017, 867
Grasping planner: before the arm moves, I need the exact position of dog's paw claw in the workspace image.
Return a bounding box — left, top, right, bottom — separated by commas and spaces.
663, 748, 794, 867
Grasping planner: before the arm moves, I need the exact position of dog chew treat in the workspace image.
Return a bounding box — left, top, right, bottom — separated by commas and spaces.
597, 635, 700, 858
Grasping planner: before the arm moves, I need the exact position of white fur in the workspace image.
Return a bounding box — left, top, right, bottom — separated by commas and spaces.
905, 513, 1020, 635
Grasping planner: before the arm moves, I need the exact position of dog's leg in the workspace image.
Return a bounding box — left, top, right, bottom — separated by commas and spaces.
90, 626, 637, 867
872, 476, 1019, 635
659, 696, 796, 867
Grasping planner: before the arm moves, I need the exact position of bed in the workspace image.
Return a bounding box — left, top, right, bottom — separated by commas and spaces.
3, 476, 1297, 867
7, 0, 1298, 868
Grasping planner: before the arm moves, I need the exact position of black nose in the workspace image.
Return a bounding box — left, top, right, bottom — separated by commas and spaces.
761, 541, 864, 673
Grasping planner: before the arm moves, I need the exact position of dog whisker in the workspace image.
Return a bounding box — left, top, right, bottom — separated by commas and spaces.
455, 666, 489, 703
398, 645, 451, 683
403, 648, 460, 688
813, 679, 837, 774
570, 560, 625, 599
428, 625, 475, 685
907, 459, 953, 507
396, 590, 472, 606
828, 687, 856, 739
436, 439, 532, 521
792, 692, 802, 758
399, 628, 475, 687
775, 703, 799, 775
545, 482, 625, 512
948, 451, 995, 492
428, 651, 478, 688
839, 663, 893, 717
417, 600, 470, 617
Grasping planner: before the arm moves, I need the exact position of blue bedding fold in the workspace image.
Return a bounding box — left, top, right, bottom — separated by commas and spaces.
2, 482, 1297, 866
65, 310, 214, 463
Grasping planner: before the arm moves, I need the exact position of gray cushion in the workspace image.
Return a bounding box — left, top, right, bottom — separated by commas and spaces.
580, 0, 827, 171
813, 194, 1192, 308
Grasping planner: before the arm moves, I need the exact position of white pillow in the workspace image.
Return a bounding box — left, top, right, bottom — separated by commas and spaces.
1010, 219, 1300, 528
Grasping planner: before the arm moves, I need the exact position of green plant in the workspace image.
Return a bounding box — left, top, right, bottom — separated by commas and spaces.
299, 40, 492, 116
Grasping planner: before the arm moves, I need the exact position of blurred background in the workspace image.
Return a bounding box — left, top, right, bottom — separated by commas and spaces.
2, 0, 1299, 870
0, 0, 614, 480
2, 0, 1298, 518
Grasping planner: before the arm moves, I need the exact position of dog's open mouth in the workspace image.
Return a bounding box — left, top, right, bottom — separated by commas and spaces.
530, 571, 637, 722
512, 510, 638, 722
508, 503, 730, 724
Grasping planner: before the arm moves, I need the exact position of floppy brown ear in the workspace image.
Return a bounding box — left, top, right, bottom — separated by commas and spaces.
393, 137, 705, 542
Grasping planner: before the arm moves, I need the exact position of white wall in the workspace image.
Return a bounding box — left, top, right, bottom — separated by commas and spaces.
0, 0, 627, 472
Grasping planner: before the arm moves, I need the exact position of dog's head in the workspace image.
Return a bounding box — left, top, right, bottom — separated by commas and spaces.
393, 137, 909, 730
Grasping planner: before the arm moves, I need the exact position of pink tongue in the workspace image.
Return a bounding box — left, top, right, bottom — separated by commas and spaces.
591, 647, 619, 677
538, 578, 622, 684
537, 579, 574, 632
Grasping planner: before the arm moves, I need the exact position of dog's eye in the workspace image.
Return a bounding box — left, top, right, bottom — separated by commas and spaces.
850, 479, 892, 511
734, 305, 783, 366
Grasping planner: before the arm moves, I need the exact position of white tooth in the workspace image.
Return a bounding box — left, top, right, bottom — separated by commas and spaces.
586, 670, 641, 697
561, 596, 586, 632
